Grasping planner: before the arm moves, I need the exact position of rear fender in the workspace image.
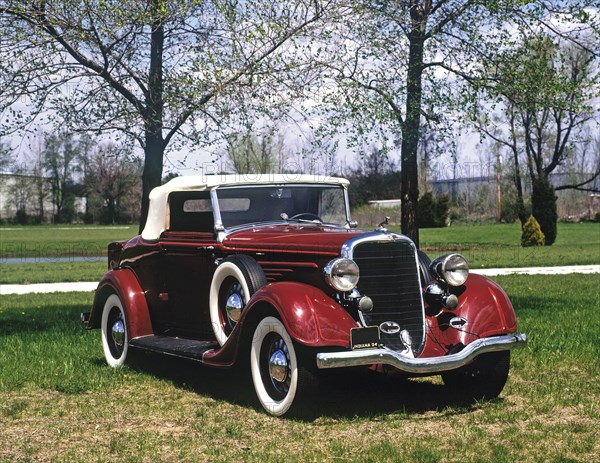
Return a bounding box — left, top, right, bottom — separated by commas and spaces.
89, 269, 153, 339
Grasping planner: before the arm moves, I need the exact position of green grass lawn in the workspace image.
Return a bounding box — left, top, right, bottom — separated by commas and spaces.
0, 224, 136, 284
0, 261, 107, 284
0, 224, 137, 258
1, 222, 598, 284
0, 274, 598, 462
417, 222, 599, 268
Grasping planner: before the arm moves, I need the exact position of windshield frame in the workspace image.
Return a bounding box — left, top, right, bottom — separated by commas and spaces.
210, 183, 353, 239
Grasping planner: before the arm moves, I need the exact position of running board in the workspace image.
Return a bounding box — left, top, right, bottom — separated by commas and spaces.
129, 335, 219, 362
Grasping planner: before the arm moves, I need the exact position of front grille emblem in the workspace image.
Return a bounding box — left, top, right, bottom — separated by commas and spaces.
380, 321, 401, 335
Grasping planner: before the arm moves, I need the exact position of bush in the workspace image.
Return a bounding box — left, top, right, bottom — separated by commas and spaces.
521, 215, 545, 247
417, 192, 449, 228
531, 176, 557, 245
15, 208, 29, 225
501, 196, 530, 224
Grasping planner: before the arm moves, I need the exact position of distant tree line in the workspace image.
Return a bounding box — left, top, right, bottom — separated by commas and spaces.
3, 1, 597, 246
1, 133, 142, 225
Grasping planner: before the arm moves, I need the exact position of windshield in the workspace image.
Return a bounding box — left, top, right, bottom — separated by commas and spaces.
215, 184, 348, 229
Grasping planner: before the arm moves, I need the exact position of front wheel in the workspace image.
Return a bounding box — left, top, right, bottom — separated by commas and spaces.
101, 293, 128, 368
210, 255, 267, 346
442, 351, 510, 401
250, 317, 317, 416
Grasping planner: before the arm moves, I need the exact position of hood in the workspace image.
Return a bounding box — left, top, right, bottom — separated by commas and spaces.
222, 224, 368, 255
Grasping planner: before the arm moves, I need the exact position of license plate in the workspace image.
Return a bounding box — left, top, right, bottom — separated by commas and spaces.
350, 326, 380, 350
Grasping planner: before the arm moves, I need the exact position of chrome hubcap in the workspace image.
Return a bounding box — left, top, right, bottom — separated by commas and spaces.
269, 349, 289, 383
111, 318, 125, 348
225, 292, 243, 323
262, 335, 292, 399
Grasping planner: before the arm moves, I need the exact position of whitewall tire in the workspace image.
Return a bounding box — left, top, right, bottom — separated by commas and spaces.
101, 293, 128, 368
210, 255, 266, 346
250, 317, 317, 417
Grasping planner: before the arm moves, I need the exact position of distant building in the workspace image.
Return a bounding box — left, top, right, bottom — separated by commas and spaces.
368, 199, 402, 208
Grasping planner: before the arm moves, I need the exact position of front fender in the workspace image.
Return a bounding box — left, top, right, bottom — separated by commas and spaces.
245, 282, 358, 348
202, 282, 358, 368
421, 273, 518, 357
89, 269, 153, 340
457, 273, 517, 337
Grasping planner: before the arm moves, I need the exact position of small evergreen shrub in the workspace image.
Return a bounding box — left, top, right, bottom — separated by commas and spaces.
531, 176, 557, 245
521, 215, 545, 247
417, 192, 435, 228
417, 192, 450, 228
16, 208, 31, 225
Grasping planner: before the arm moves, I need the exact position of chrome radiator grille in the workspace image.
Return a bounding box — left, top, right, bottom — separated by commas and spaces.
352, 239, 424, 352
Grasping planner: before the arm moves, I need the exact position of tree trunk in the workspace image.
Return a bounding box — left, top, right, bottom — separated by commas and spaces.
139, 0, 165, 233
401, 7, 426, 248
140, 132, 164, 232
511, 146, 528, 226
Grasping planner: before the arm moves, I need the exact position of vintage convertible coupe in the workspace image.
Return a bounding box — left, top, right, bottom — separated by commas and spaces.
83, 174, 526, 416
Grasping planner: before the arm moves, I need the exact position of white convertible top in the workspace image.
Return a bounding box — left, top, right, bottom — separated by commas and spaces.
141, 173, 350, 240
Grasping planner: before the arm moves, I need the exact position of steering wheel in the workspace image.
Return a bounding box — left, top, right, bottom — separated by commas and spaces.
289, 213, 322, 222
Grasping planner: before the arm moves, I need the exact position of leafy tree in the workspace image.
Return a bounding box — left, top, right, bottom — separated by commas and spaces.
225, 132, 286, 175
1, 0, 339, 230
314, 1, 598, 246
85, 144, 142, 224
24, 139, 50, 223
315, 1, 516, 245
347, 146, 401, 208
474, 34, 599, 244
43, 132, 82, 223
6, 164, 34, 222
0, 139, 13, 171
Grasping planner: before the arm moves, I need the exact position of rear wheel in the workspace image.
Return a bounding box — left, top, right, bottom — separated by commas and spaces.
101, 293, 128, 368
250, 317, 317, 416
442, 351, 510, 401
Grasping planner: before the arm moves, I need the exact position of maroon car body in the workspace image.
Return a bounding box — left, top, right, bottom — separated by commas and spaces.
83, 174, 526, 416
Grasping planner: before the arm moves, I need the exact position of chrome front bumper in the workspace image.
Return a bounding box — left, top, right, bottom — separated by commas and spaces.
316, 333, 527, 374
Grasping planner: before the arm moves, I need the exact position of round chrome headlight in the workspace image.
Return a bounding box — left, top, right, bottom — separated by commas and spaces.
324, 258, 360, 292
430, 253, 469, 286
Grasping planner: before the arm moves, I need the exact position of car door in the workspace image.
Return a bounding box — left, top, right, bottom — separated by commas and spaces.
159, 191, 218, 339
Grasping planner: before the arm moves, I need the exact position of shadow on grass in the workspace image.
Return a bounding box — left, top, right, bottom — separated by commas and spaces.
0, 304, 82, 336
126, 350, 488, 421
0, 300, 503, 418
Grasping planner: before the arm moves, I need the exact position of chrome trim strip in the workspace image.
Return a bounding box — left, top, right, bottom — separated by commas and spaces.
316, 333, 527, 373
209, 189, 226, 242
340, 231, 410, 258
343, 186, 353, 229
